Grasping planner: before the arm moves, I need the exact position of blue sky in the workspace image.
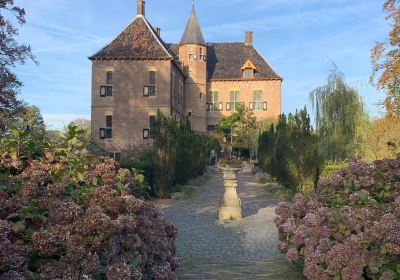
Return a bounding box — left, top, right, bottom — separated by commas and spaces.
13, 0, 389, 129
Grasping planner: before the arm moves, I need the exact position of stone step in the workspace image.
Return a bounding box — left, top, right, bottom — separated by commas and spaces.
177, 258, 305, 280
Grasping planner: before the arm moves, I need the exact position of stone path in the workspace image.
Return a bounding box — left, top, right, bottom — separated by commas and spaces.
155, 167, 305, 279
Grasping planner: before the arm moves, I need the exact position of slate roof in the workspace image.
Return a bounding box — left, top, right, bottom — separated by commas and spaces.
167, 43, 282, 80
89, 8, 281, 80
89, 16, 172, 60
179, 7, 206, 46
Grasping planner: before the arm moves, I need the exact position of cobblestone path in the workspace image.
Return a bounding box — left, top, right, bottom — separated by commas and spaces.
155, 168, 305, 279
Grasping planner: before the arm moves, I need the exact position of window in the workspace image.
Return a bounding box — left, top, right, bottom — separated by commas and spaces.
144, 71, 156, 97
100, 115, 113, 139
105, 115, 112, 139
99, 128, 106, 139
250, 90, 263, 111
149, 71, 156, 97
171, 72, 176, 101
179, 80, 184, 106
106, 115, 112, 127
229, 91, 240, 111
149, 115, 156, 139
207, 125, 216, 132
199, 47, 206, 61
189, 46, 195, 60
100, 86, 107, 97
105, 86, 112, 96
144, 115, 156, 140
207, 91, 220, 111
143, 129, 150, 139
199, 93, 203, 99
100, 71, 113, 97
109, 152, 120, 161
244, 68, 254, 78
143, 86, 149, 97
106, 71, 113, 84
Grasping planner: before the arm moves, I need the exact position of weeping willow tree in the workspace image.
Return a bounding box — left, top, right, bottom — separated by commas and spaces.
309, 65, 368, 162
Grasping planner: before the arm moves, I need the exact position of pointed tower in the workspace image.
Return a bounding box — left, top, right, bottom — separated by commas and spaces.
179, 5, 207, 133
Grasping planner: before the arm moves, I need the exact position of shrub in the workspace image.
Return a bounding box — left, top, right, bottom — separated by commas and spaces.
120, 150, 154, 197
275, 155, 400, 280
152, 112, 213, 198
0, 125, 179, 279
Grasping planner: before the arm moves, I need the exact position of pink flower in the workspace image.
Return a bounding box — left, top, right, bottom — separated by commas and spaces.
286, 248, 299, 263
379, 271, 395, 280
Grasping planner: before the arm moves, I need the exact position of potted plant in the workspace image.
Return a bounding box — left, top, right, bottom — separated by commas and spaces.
217, 155, 244, 169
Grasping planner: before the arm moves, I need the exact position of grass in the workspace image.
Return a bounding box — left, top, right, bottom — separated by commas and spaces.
170, 173, 209, 200
263, 182, 294, 201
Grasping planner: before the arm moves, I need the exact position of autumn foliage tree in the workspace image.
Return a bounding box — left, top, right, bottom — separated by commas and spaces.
365, 115, 400, 160
0, 0, 36, 134
370, 0, 400, 115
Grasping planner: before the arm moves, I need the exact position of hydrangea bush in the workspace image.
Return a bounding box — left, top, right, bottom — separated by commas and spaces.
276, 156, 400, 280
0, 150, 179, 280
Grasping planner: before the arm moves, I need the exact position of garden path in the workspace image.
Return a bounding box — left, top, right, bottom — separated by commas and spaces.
155, 167, 305, 280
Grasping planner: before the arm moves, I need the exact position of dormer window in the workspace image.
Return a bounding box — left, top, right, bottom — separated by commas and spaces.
244, 68, 254, 78
241, 59, 256, 79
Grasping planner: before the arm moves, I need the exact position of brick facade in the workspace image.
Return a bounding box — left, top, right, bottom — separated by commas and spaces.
90, 1, 282, 156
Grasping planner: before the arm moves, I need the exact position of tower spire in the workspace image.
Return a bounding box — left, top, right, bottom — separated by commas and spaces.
180, 4, 206, 45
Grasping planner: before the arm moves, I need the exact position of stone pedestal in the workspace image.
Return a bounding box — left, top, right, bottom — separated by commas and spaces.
218, 166, 242, 220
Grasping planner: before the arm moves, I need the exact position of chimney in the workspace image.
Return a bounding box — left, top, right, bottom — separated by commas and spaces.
245, 31, 253, 46
137, 0, 145, 16
155, 27, 161, 36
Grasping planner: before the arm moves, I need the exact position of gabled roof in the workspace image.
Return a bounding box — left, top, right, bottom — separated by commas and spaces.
179, 7, 206, 46
89, 15, 173, 60
167, 43, 282, 80
241, 59, 256, 70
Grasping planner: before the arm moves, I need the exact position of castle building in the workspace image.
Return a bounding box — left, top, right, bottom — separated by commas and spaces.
89, 0, 282, 157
